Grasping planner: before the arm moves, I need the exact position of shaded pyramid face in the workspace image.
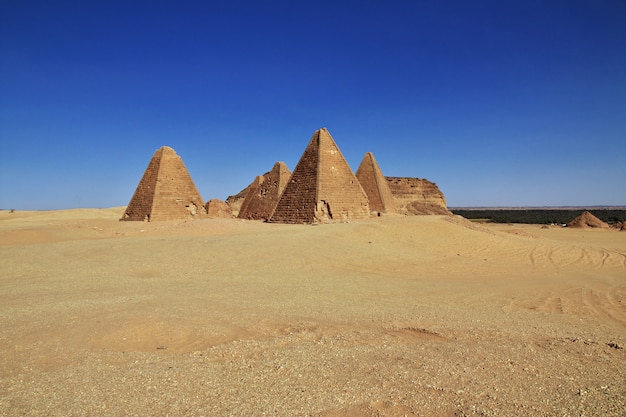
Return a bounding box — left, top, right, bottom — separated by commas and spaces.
238, 162, 291, 220
121, 146, 206, 221
356, 152, 396, 214
269, 128, 370, 224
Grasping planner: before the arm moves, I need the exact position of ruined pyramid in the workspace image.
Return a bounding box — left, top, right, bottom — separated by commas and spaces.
121, 146, 206, 221
355, 152, 396, 214
205, 198, 233, 218
567, 211, 610, 229
238, 162, 291, 220
269, 128, 370, 224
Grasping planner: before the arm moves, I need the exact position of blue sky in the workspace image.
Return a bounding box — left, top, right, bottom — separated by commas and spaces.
1, 0, 625, 209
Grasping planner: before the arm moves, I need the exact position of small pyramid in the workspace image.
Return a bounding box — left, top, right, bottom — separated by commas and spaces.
269, 128, 370, 224
238, 162, 291, 220
121, 146, 206, 221
567, 211, 610, 229
355, 152, 396, 214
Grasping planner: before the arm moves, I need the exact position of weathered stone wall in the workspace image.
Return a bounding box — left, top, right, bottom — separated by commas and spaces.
205, 198, 233, 218
385, 177, 450, 215
121, 146, 206, 221
225, 186, 249, 217
270, 128, 370, 224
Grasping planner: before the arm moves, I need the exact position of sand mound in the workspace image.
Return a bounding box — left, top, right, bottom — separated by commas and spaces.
443, 214, 495, 234
567, 211, 610, 229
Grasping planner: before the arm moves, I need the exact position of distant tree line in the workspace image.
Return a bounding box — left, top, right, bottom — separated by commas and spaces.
450, 209, 626, 225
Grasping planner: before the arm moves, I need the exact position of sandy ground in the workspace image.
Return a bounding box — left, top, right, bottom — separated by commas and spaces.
0, 208, 624, 416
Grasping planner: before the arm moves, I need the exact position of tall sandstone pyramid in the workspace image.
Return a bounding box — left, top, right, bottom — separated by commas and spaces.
238, 162, 291, 220
121, 146, 206, 221
269, 128, 370, 224
355, 152, 396, 214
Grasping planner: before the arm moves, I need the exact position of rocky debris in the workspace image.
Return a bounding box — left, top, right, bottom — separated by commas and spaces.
226, 185, 250, 217
611, 221, 625, 231
406, 201, 451, 215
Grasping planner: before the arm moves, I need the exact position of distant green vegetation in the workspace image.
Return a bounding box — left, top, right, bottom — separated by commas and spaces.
450, 209, 626, 225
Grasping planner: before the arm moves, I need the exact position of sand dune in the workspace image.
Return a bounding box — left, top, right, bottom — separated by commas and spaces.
0, 209, 624, 416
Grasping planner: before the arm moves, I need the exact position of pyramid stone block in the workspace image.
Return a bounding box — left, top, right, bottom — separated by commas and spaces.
121, 146, 206, 221
356, 152, 396, 214
269, 128, 370, 224
238, 162, 291, 220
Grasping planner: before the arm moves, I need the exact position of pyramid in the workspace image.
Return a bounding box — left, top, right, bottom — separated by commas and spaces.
567, 211, 610, 229
121, 146, 206, 221
355, 152, 396, 214
269, 128, 370, 224
238, 162, 291, 220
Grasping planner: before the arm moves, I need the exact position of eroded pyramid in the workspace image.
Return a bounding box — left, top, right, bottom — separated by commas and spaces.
121, 146, 206, 221
269, 128, 370, 224
238, 162, 291, 220
355, 152, 396, 214
567, 211, 609, 229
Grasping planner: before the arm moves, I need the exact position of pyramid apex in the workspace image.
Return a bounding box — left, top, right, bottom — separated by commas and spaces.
273, 161, 289, 170
154, 146, 177, 156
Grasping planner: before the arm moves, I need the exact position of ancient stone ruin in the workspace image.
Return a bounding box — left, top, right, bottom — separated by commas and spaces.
225, 186, 249, 217
122, 130, 451, 223
238, 162, 291, 220
205, 199, 233, 218
121, 146, 206, 221
567, 211, 610, 229
268, 128, 370, 224
355, 152, 396, 215
385, 177, 450, 215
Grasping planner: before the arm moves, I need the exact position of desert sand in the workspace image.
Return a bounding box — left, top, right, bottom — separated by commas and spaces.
0, 209, 624, 416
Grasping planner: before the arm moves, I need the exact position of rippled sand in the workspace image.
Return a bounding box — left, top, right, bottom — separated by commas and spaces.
1, 208, 624, 416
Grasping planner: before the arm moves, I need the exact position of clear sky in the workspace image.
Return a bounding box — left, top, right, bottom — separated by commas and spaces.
1, 1, 625, 210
